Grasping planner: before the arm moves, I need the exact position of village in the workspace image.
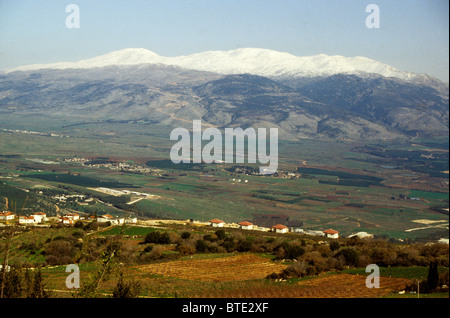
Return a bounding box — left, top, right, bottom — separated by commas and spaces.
0, 199, 377, 241
63, 157, 162, 175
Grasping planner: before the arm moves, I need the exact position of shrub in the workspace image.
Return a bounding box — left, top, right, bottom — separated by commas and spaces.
215, 229, 226, 240
329, 241, 340, 251
177, 243, 196, 255
44, 255, 60, 266
181, 231, 191, 239
284, 244, 305, 260
221, 238, 236, 252
195, 239, 208, 253
112, 272, 141, 298
144, 231, 171, 244
204, 234, 219, 242
74, 220, 84, 228
43, 240, 76, 265
335, 247, 359, 267
236, 239, 253, 252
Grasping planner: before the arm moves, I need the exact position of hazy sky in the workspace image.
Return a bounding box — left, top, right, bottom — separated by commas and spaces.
0, 0, 448, 82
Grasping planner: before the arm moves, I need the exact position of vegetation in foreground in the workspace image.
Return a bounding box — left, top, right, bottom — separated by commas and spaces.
0, 222, 448, 298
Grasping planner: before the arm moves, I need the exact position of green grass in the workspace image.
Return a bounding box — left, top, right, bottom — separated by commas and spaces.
343, 266, 448, 279
97, 226, 162, 236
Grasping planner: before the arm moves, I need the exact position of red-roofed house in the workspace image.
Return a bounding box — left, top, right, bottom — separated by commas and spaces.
66, 213, 80, 221
209, 219, 225, 227
19, 216, 35, 225
323, 229, 339, 239
238, 221, 254, 230
97, 214, 114, 223
0, 211, 15, 221
272, 224, 289, 233
59, 217, 73, 225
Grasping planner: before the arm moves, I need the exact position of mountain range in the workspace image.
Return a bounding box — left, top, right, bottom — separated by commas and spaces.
0, 48, 448, 140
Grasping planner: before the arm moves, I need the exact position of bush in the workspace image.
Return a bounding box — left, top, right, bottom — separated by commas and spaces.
195, 240, 208, 253
284, 244, 305, 260
74, 220, 84, 228
221, 238, 236, 252
72, 231, 85, 239
267, 261, 309, 280
43, 240, 77, 265
112, 272, 141, 298
177, 243, 196, 255
236, 239, 253, 252
181, 231, 191, 240
44, 255, 61, 266
335, 247, 359, 267
203, 234, 219, 242
215, 229, 226, 240
144, 231, 171, 244
329, 241, 340, 251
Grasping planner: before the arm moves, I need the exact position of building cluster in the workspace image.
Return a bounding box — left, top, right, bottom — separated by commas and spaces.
63, 157, 161, 175
0, 210, 137, 226
0, 211, 48, 224
208, 218, 340, 238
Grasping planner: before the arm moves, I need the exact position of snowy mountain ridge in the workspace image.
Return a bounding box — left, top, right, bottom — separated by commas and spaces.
3, 48, 431, 82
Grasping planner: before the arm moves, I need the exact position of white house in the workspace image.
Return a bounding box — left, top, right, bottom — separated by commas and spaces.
59, 217, 73, 225
111, 217, 125, 225
19, 216, 35, 224
125, 217, 137, 224
323, 229, 339, 239
97, 214, 114, 223
97, 214, 124, 225
238, 221, 254, 230
66, 213, 80, 221
209, 219, 225, 227
272, 224, 289, 233
31, 212, 46, 223
0, 211, 15, 221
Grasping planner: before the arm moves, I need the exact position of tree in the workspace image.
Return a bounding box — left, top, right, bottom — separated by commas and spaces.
112, 272, 141, 298
0, 226, 14, 298
284, 244, 305, 260
215, 229, 226, 240
195, 239, 208, 253
0, 266, 22, 298
29, 269, 50, 298
181, 231, 191, 240
427, 261, 439, 292
144, 231, 171, 244
77, 239, 122, 298
236, 239, 253, 252
330, 241, 340, 251
336, 247, 359, 267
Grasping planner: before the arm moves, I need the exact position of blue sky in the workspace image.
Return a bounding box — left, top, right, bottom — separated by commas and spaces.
0, 0, 448, 81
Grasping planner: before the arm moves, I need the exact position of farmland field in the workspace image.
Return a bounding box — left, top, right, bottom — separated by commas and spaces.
1, 121, 448, 240
134, 254, 286, 283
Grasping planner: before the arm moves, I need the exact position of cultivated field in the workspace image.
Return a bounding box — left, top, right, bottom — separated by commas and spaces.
133, 254, 287, 283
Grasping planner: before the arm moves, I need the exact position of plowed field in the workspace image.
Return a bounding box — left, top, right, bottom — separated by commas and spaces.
134, 254, 287, 282
294, 273, 411, 298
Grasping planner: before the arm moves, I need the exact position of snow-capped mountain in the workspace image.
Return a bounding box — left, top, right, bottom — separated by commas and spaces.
2, 48, 429, 82
1, 48, 448, 141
